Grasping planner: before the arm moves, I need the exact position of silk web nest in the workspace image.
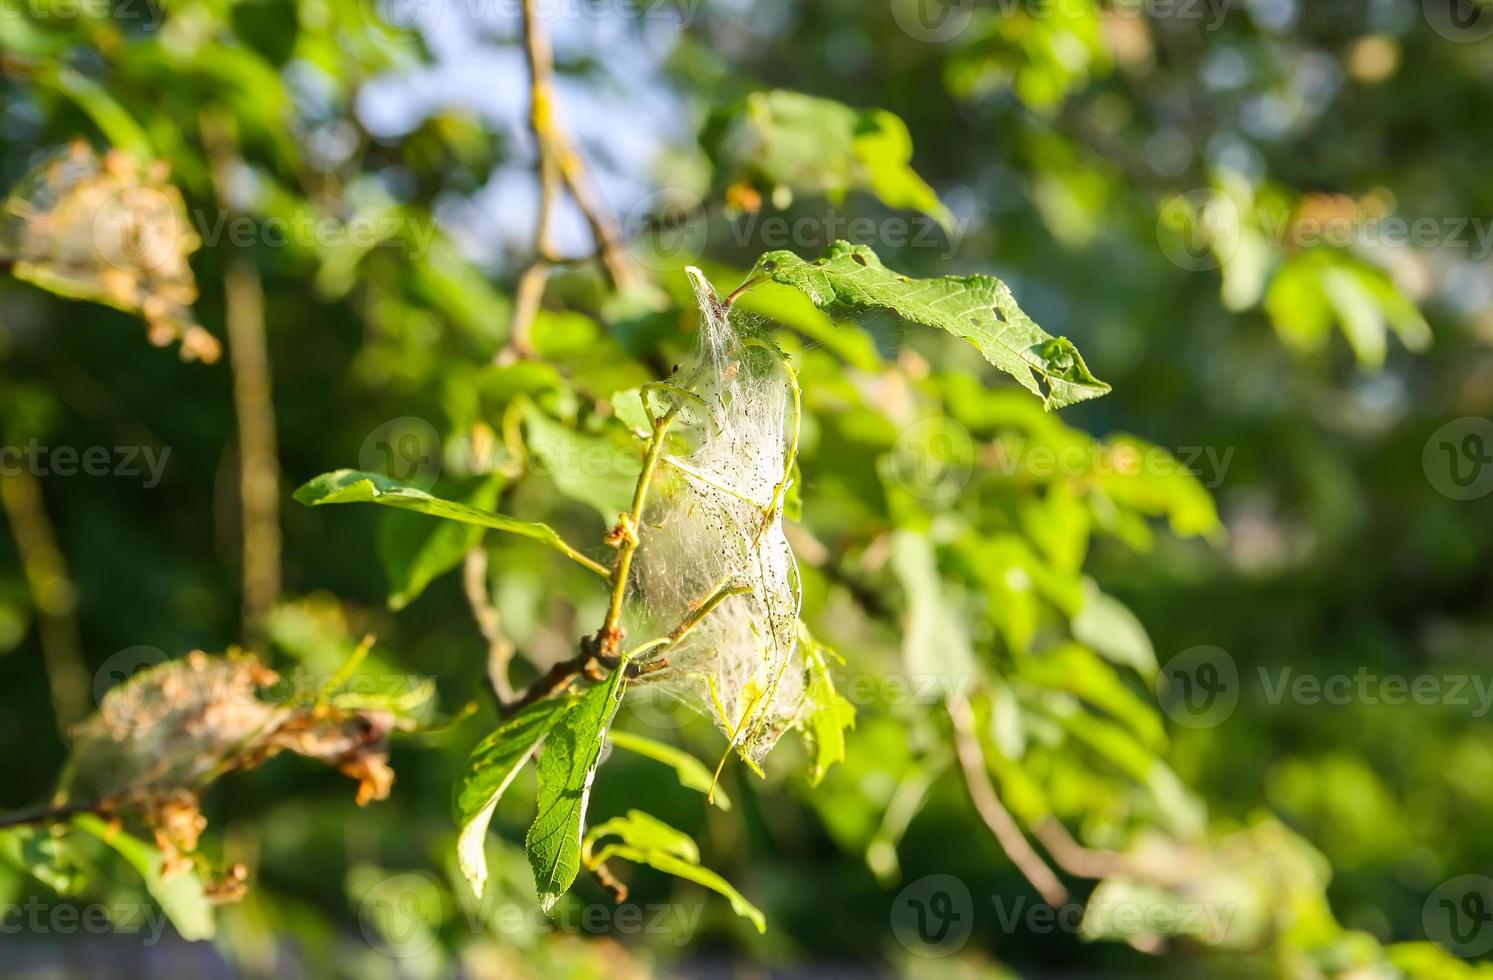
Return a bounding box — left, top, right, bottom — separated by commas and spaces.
626, 268, 811, 768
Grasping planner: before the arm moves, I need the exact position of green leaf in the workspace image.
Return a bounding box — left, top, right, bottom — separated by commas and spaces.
750, 242, 1109, 410
1071, 579, 1157, 679
889, 530, 976, 694
453, 696, 574, 899
523, 406, 642, 522
380, 475, 504, 610
607, 730, 732, 810
35, 65, 153, 158
710, 91, 952, 231
1017, 643, 1165, 749
585, 810, 699, 864
584, 810, 766, 933
294, 470, 607, 576
798, 627, 856, 786
73, 813, 214, 941
525, 667, 629, 910
0, 827, 85, 894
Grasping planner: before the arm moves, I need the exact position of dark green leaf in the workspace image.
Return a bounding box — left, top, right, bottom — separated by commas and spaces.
454, 696, 573, 898
525, 668, 629, 910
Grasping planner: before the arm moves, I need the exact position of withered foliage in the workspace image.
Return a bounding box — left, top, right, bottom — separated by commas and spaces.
61, 651, 402, 897
0, 141, 219, 362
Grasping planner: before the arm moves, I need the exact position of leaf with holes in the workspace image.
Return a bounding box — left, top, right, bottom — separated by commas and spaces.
749, 242, 1109, 410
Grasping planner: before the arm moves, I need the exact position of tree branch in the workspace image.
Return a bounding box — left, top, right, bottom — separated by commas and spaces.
0, 801, 101, 830
464, 547, 515, 704
946, 692, 1069, 906
515, 0, 638, 300
202, 111, 281, 644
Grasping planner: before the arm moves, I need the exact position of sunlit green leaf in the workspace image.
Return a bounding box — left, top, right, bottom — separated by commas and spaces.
380, 475, 504, 610
73, 814, 214, 942
453, 696, 573, 899
526, 668, 629, 910
584, 810, 766, 933
294, 470, 607, 576
608, 730, 732, 810
750, 242, 1109, 409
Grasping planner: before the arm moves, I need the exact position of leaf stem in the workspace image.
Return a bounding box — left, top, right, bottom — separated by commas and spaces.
724, 275, 763, 309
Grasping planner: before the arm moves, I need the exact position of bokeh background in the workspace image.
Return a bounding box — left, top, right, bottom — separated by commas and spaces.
2, 0, 1493, 976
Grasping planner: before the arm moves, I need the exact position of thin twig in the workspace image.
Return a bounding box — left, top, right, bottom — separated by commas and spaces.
464, 548, 515, 703
724, 275, 762, 309
503, 0, 641, 363
947, 692, 1068, 906
500, 0, 565, 362
202, 112, 281, 644
498, 648, 593, 718
502, 262, 550, 362
670, 582, 751, 643
0, 801, 100, 830
517, 0, 637, 292
590, 861, 629, 903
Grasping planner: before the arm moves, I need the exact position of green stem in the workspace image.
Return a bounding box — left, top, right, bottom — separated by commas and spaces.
598, 407, 679, 654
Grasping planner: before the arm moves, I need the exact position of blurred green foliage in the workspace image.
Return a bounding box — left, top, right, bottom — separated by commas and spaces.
1, 1, 1492, 978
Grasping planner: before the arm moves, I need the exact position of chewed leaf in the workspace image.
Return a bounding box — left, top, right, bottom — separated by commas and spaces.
749, 242, 1109, 410
525, 667, 629, 910
294, 470, 607, 576
453, 697, 573, 899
